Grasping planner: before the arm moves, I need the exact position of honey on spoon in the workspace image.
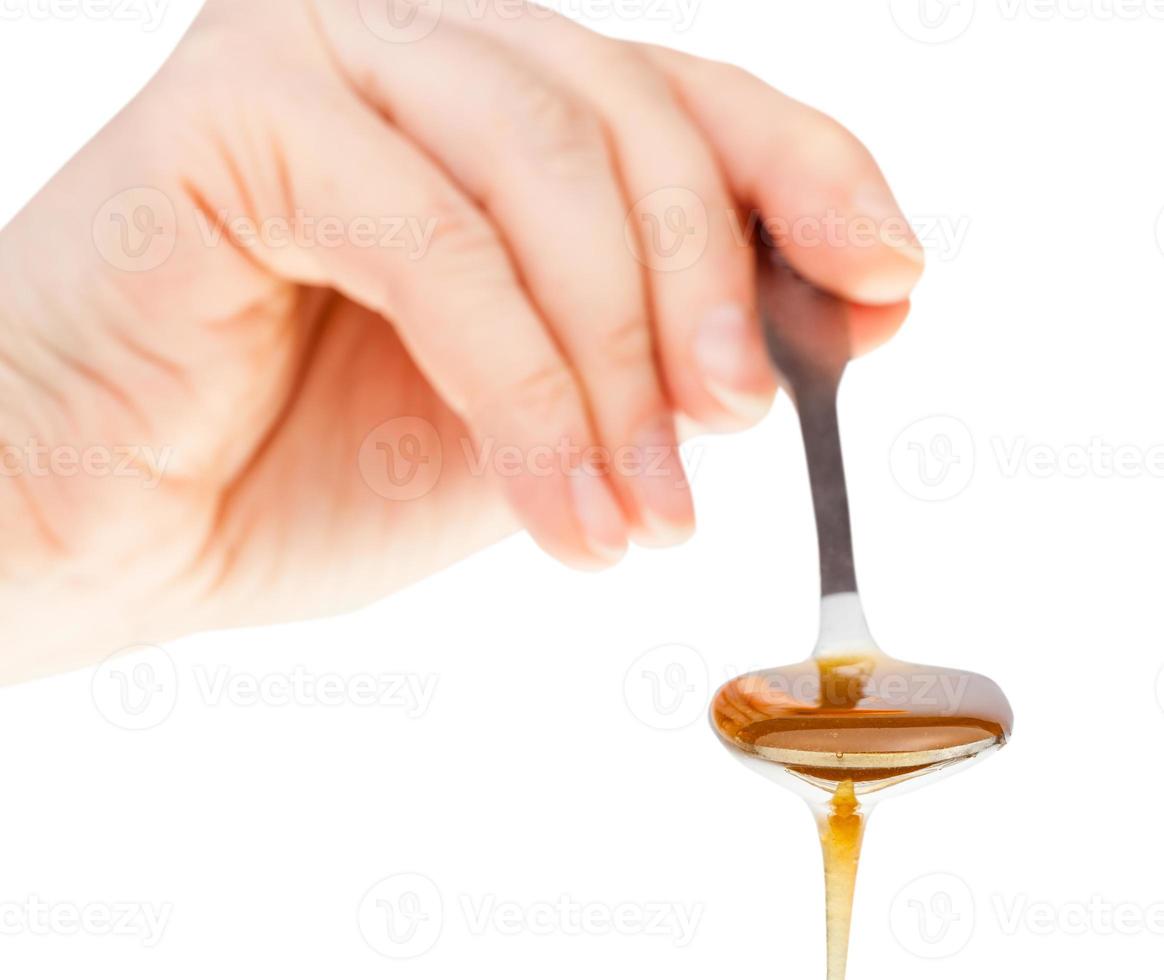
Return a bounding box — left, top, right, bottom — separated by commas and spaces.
711, 251, 1013, 980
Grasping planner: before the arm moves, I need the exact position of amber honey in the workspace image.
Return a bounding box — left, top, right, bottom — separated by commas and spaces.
712, 653, 1012, 978
712, 655, 1011, 784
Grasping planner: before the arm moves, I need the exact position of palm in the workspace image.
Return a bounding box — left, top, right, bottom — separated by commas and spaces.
172, 289, 516, 631
65, 273, 515, 646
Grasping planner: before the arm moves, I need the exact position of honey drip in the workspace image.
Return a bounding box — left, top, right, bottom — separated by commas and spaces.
818, 781, 864, 980
712, 650, 1011, 978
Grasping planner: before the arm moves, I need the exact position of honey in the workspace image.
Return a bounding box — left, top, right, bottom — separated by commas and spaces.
711, 650, 1013, 978
819, 781, 863, 980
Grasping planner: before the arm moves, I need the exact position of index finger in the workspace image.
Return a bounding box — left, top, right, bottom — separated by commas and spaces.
643, 46, 925, 311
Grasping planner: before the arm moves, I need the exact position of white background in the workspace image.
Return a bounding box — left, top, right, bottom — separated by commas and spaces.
3, 0, 1164, 977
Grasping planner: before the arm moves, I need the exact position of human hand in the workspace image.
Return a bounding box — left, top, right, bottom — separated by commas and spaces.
0, 0, 922, 680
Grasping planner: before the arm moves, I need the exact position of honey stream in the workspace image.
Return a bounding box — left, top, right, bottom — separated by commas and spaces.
712, 653, 1011, 978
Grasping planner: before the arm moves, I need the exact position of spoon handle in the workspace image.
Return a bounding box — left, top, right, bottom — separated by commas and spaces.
794, 376, 858, 596
757, 251, 858, 599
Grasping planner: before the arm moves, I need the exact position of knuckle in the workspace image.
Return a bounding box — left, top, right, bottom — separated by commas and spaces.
688, 57, 763, 100
505, 360, 582, 421
599, 41, 673, 103
719, 60, 763, 91
502, 77, 609, 179
422, 197, 500, 264
592, 314, 655, 374
801, 111, 873, 170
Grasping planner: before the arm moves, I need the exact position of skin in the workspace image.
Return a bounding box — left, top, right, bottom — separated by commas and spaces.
0, 0, 922, 683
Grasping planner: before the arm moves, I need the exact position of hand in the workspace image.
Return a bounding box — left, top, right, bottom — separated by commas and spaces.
0, 0, 922, 681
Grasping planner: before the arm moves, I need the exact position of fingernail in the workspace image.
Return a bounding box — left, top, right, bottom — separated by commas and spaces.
703, 381, 775, 422
630, 419, 695, 548
568, 468, 627, 564
694, 304, 774, 422
852, 181, 926, 266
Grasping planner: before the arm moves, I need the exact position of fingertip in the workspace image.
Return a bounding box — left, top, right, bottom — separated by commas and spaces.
624, 419, 697, 548
567, 467, 630, 565
702, 380, 776, 428
563, 545, 628, 573
845, 247, 925, 306
843, 179, 926, 304
848, 299, 913, 357
504, 462, 629, 572
630, 513, 695, 550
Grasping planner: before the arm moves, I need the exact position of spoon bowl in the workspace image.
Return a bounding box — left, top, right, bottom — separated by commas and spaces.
711, 649, 1012, 798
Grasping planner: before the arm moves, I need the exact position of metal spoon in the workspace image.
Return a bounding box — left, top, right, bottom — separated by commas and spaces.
712, 248, 1013, 785
709, 249, 1013, 980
